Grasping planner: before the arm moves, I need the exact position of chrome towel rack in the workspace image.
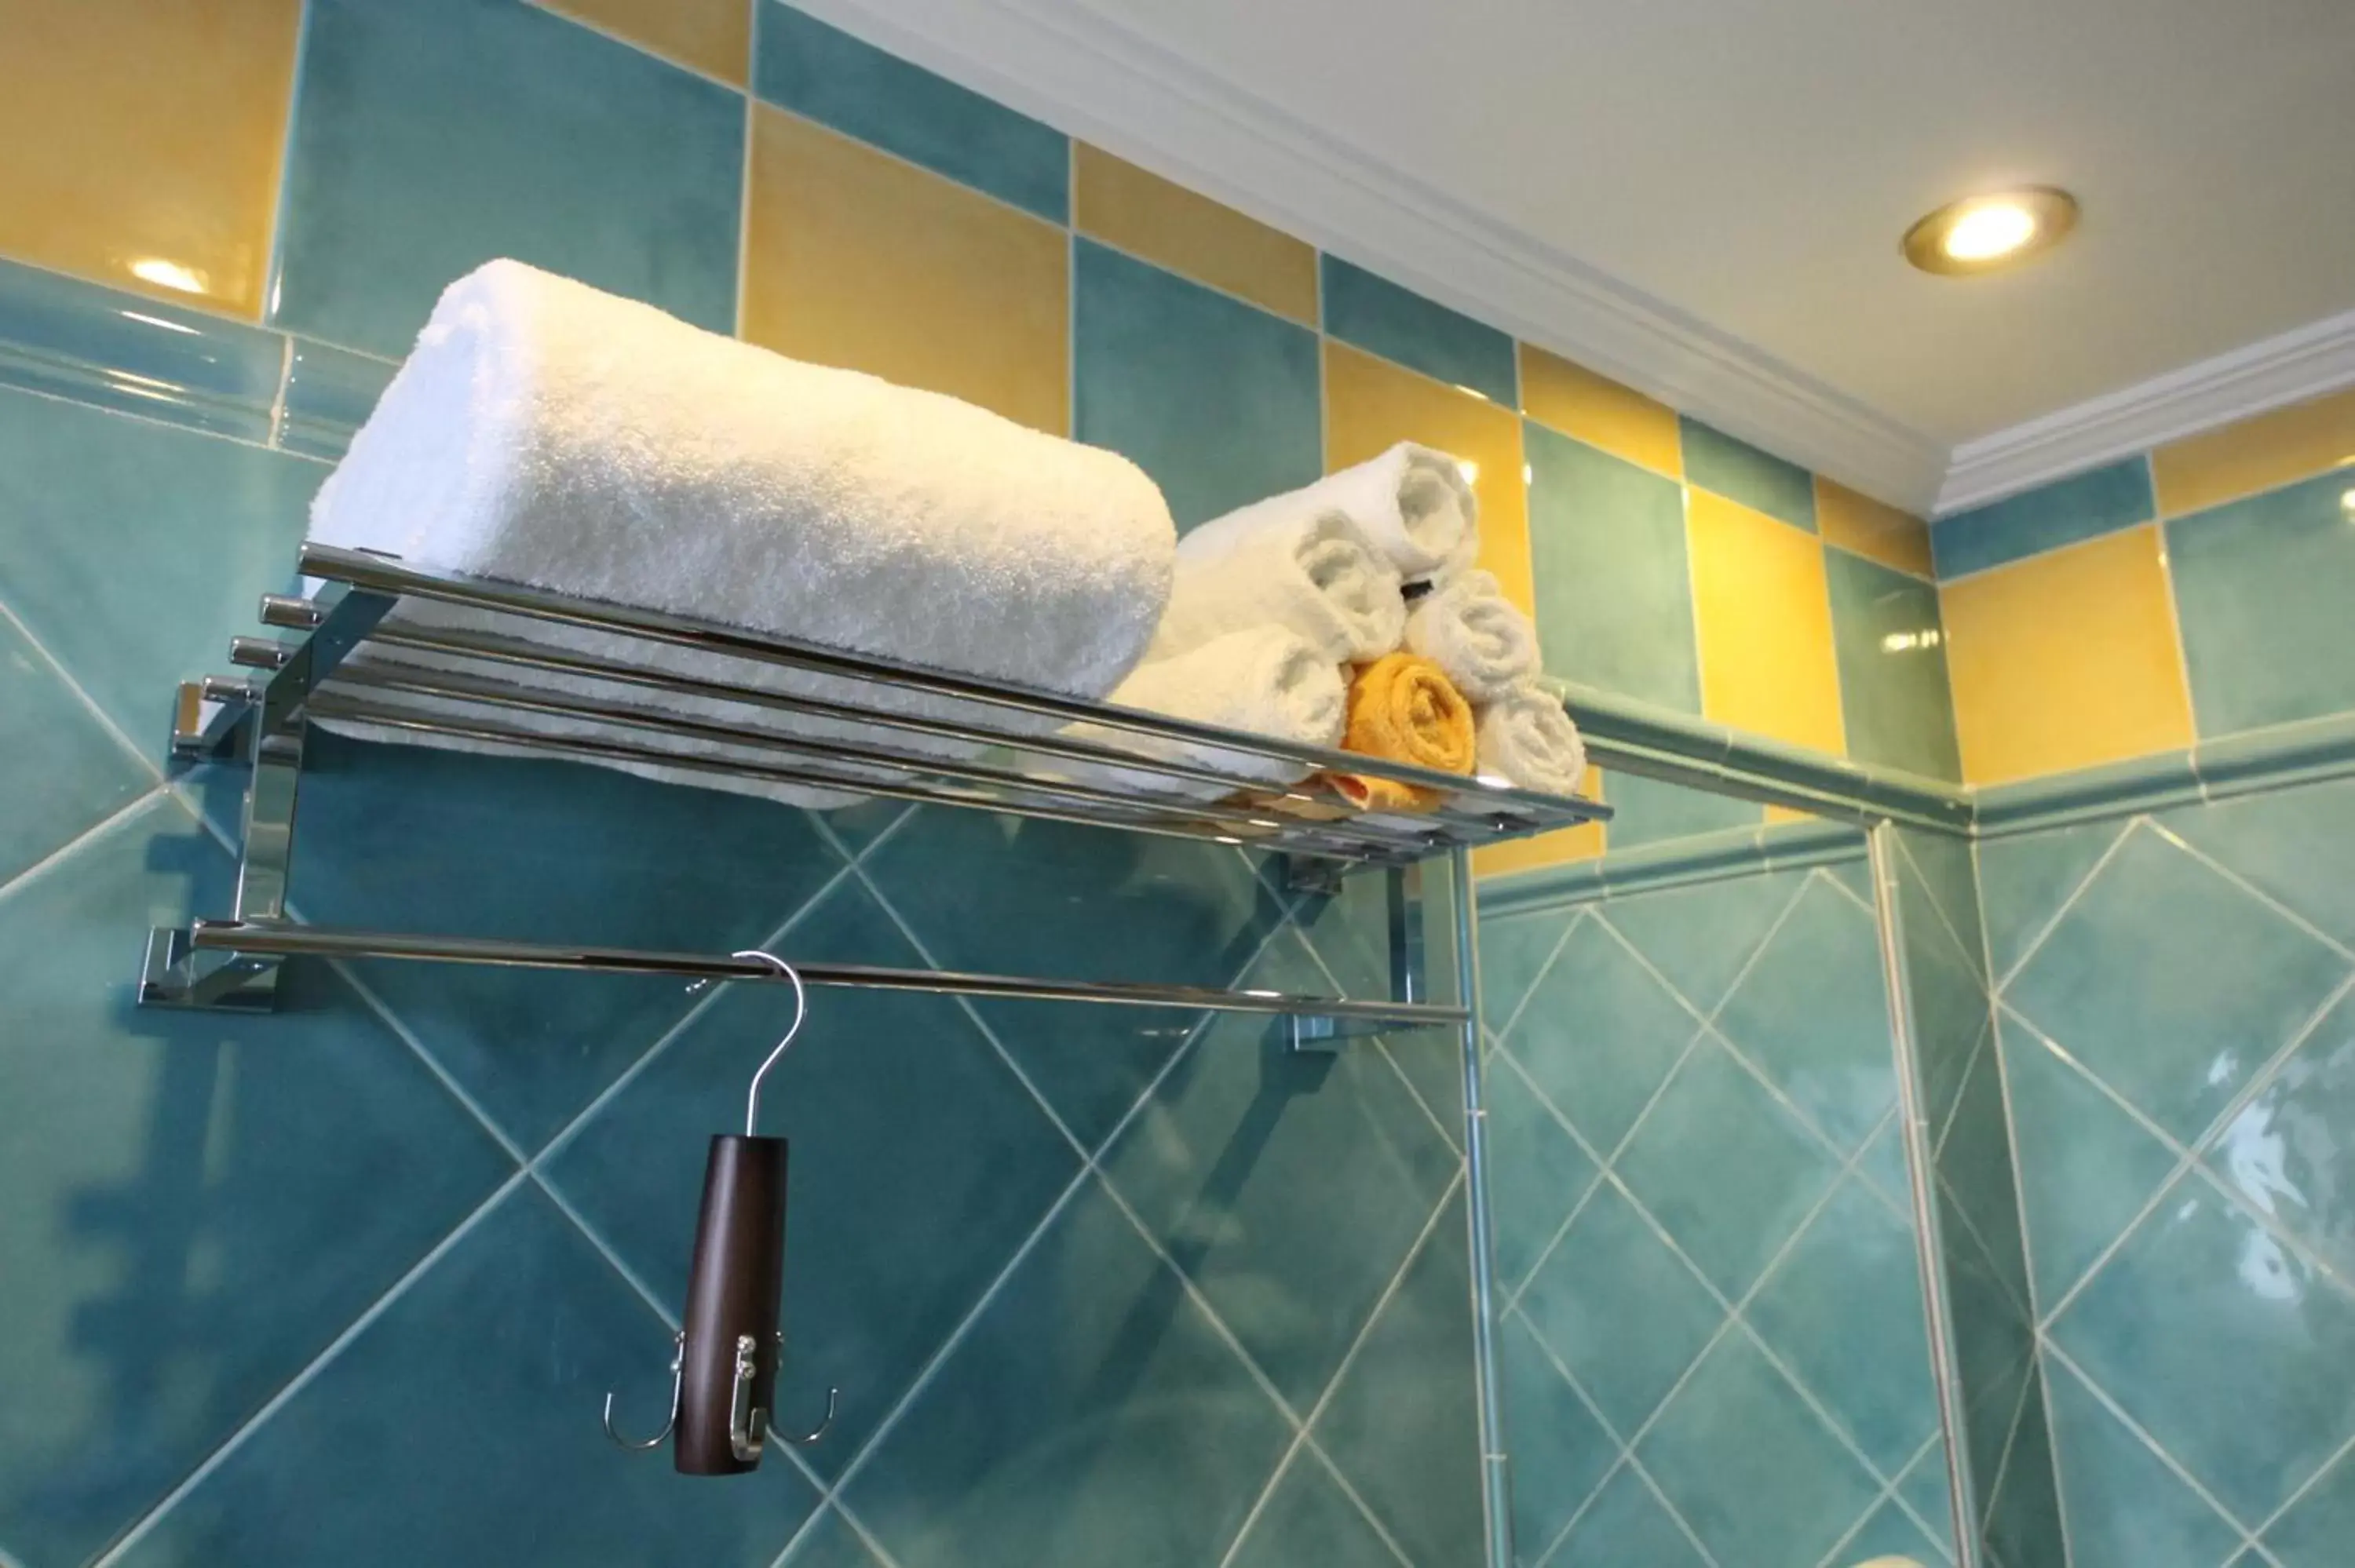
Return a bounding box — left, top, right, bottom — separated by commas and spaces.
137, 542, 1608, 1041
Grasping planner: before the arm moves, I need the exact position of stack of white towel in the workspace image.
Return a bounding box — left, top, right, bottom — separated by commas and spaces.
1084, 445, 1586, 803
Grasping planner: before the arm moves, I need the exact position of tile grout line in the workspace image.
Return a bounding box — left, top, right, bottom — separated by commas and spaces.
1984, 816, 2139, 993
1284, 916, 1462, 1153
2039, 1343, 2269, 1554
1210, 1172, 1464, 1568
0, 590, 165, 784
2144, 815, 2355, 965
1492, 906, 1590, 1045
0, 784, 170, 912
1809, 1429, 1953, 1568
2248, 1423, 2355, 1544
91, 1170, 532, 1567
522, 0, 748, 95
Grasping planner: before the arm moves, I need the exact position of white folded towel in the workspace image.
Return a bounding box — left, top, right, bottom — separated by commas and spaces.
1195, 442, 1478, 585
1475, 684, 1588, 797
1060, 627, 1346, 801
1403, 569, 1540, 704
1148, 508, 1404, 665
307, 260, 1176, 806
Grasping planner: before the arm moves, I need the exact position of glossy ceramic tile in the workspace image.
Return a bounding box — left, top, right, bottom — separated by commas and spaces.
1687, 490, 1848, 756
276, 0, 743, 356
2152, 386, 2355, 520
1498, 1313, 1614, 1556
2267, 1442, 2355, 1566
1477, 907, 1578, 1031
1072, 145, 1317, 324
1074, 240, 1320, 530
0, 386, 322, 739
2001, 1027, 2183, 1305
1517, 1183, 1722, 1435
542, 0, 750, 82
2168, 468, 2355, 735
1637, 1330, 1883, 1565
1974, 817, 2126, 980
843, 1176, 1294, 1568
1324, 341, 1532, 606
1615, 1041, 1842, 1297
0, 0, 297, 318
1714, 874, 1897, 1152
0, 612, 148, 886
277, 337, 396, 460
1941, 525, 2196, 785
776, 1508, 891, 1568
2043, 1354, 2246, 1568
1933, 456, 2158, 580
1597, 769, 1762, 851
1818, 476, 1934, 577
860, 811, 1282, 1151
1842, 1498, 1952, 1566
1103, 932, 1459, 1409
2208, 989, 2355, 1282
1313, 1188, 1486, 1566
1983, 1372, 2068, 1568
1225, 1452, 1400, 1568
1550, 1463, 1709, 1568
119, 1182, 822, 1566
290, 731, 849, 1152
1601, 864, 1801, 1016
0, 256, 287, 442
1679, 418, 1816, 531
0, 799, 513, 1565
746, 108, 1069, 434
1829, 546, 1964, 781
1320, 257, 1516, 407
2052, 1176, 2355, 1524
1488, 1056, 1600, 1290
1761, 1187, 1942, 1486
2004, 824, 2346, 1143
1523, 421, 1701, 712
1503, 917, 1700, 1154
543, 876, 1079, 1476
1517, 345, 1681, 477
2160, 772, 2355, 949
754, 1, 1068, 221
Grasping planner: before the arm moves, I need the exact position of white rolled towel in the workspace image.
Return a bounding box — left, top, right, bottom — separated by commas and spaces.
1404, 569, 1540, 704
307, 260, 1175, 807
1195, 442, 1478, 584
1476, 684, 1588, 797
1149, 508, 1403, 665
1060, 627, 1346, 801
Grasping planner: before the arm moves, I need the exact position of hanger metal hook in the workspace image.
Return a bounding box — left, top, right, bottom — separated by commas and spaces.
602, 1329, 685, 1450
778, 1383, 839, 1446
730, 950, 808, 1136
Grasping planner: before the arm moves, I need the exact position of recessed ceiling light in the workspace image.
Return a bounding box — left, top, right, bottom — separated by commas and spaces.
1903, 188, 2079, 276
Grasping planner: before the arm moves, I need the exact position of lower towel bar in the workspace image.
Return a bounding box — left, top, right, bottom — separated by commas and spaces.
140, 918, 1463, 1050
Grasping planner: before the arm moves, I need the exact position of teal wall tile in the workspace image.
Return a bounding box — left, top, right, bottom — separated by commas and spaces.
1320, 255, 1517, 405
0, 611, 148, 884
2002, 1027, 2180, 1305
755, 2, 1068, 221
1714, 874, 1895, 1153
1524, 424, 1703, 713
1601, 865, 1798, 1016
777, 1508, 890, 1568
1504, 917, 1697, 1153
2268, 1444, 2355, 1566
0, 255, 284, 442
1517, 1183, 1720, 1435
2169, 468, 2355, 736
2207, 990, 2355, 1282
1073, 240, 1321, 532
2045, 1355, 2246, 1568
1485, 1056, 1597, 1292
2160, 773, 2355, 949
1498, 1314, 1614, 1557
1603, 768, 1764, 850
1976, 816, 2127, 980
277, 0, 744, 357
1552, 1464, 1709, 1568
1226, 1453, 1400, 1568
114, 1183, 820, 1568
1931, 455, 2156, 578
1828, 546, 1963, 781
0, 385, 321, 739
0, 800, 513, 1563
843, 1177, 1294, 1568
279, 337, 396, 460
1679, 417, 1816, 531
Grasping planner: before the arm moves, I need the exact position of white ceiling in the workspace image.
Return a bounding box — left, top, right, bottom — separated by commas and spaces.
810, 0, 2355, 508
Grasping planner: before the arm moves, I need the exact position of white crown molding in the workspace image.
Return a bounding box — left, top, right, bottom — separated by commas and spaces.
1936, 304, 2355, 516
787, 0, 1954, 511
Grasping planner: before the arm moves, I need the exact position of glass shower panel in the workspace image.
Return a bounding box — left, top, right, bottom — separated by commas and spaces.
1474, 782, 1962, 1567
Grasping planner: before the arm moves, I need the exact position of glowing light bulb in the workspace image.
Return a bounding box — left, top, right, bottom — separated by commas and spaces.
1943, 203, 2039, 261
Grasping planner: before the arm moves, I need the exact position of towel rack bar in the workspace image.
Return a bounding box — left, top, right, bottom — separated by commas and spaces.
152, 917, 1464, 1034
296, 543, 1583, 820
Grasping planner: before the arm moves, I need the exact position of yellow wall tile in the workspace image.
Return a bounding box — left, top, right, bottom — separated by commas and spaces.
1687, 491, 1847, 756
539, 0, 750, 85
1941, 524, 2194, 786
1324, 341, 1532, 611
1517, 345, 1682, 478
1073, 145, 1317, 325
2151, 386, 2355, 519
1474, 770, 1606, 880
745, 108, 1069, 436
0, 0, 299, 318
1815, 476, 1933, 578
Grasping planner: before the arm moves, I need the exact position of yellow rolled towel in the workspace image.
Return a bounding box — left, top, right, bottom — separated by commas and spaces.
1323, 652, 1477, 812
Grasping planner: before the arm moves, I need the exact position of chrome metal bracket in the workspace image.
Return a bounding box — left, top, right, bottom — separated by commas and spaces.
1280, 853, 1349, 899
139, 925, 281, 1011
